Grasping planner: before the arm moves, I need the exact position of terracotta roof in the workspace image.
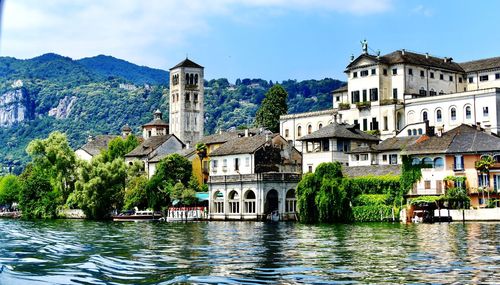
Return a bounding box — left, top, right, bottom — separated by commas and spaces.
209, 134, 277, 156
196, 128, 267, 145
347, 50, 464, 72
170, 58, 203, 70
459, 57, 500, 72
406, 124, 500, 155
125, 135, 176, 157
297, 122, 379, 142
343, 165, 401, 178
79, 135, 117, 156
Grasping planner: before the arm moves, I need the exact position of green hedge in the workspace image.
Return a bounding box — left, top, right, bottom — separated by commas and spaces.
352, 205, 396, 222
353, 194, 390, 206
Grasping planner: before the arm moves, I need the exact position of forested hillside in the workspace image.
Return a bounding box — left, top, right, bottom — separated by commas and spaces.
0, 54, 344, 173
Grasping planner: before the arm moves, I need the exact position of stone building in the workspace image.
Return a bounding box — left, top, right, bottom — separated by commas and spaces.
207, 132, 302, 220
169, 58, 204, 147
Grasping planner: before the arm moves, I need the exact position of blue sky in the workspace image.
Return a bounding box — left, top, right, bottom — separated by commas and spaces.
1, 0, 499, 82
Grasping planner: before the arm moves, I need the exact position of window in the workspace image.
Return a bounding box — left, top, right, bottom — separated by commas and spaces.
393, 88, 398, 99
354, 119, 359, 127
212, 160, 218, 172
232, 158, 239, 172
360, 70, 369, 77
436, 109, 442, 122
483, 107, 489, 116
424, 181, 431, 190
308, 165, 313, 173
383, 69, 388, 76
307, 124, 312, 134
440, 74, 444, 80
228, 191, 240, 214
407, 130, 412, 136
411, 158, 420, 165
245, 157, 250, 167
222, 159, 227, 172
422, 111, 428, 121
244, 190, 256, 213
496, 73, 500, 80
392, 68, 397, 75
185, 92, 190, 102
353, 72, 358, 78
370, 88, 378, 101
420, 70, 425, 77
459, 77, 463, 83
383, 116, 388, 131
434, 157, 444, 169
429, 89, 437, 96
468, 77, 474, 83
285, 189, 297, 213
360, 154, 369, 161
419, 88, 426, 96
353, 154, 360, 161
336, 96, 340, 102
480, 75, 489, 81
454, 155, 464, 170
351, 91, 360, 103
418, 128, 423, 135
371, 68, 376, 75
408, 68, 413, 75
363, 118, 368, 131
194, 74, 199, 85
465, 106, 472, 119
285, 129, 289, 138
478, 173, 489, 187
439, 90, 445, 95
449, 75, 453, 82
412, 129, 417, 136
382, 155, 387, 161
194, 93, 198, 102
430, 72, 435, 79
450, 107, 457, 121
389, 154, 398, 165
297, 126, 302, 137
213, 191, 224, 213
422, 157, 433, 166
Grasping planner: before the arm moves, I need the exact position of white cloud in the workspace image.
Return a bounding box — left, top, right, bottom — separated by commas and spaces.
0, 0, 393, 69
412, 5, 433, 17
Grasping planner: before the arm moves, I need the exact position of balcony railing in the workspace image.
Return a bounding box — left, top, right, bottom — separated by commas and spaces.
209, 172, 302, 184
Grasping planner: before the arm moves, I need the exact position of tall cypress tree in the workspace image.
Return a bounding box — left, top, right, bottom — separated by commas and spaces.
254, 84, 288, 133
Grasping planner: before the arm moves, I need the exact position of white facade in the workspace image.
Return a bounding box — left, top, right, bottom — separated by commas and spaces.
75, 149, 92, 162
169, 60, 204, 146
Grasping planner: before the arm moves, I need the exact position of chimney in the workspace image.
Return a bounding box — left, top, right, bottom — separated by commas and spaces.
401, 49, 405, 56
436, 126, 443, 137
87, 135, 94, 142
245, 129, 249, 137
425, 53, 429, 59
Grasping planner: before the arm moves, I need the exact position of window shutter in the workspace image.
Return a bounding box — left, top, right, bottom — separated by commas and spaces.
494, 175, 498, 191
460, 156, 464, 169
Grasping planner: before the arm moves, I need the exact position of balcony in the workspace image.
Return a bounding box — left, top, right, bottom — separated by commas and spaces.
356, 101, 371, 110
208, 173, 302, 184
338, 103, 350, 110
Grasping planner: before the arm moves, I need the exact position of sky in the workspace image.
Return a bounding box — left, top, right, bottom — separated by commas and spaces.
1, 0, 500, 82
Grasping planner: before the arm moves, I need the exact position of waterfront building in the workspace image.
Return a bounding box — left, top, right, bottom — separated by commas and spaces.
280, 44, 500, 145
207, 132, 302, 220
405, 124, 500, 207
297, 122, 378, 172
348, 136, 420, 167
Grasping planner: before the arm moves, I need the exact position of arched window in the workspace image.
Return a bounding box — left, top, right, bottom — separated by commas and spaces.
412, 129, 417, 136
285, 189, 297, 213
190, 73, 194, 85
185, 73, 189, 83
436, 109, 442, 122
318, 123, 323, 129
407, 130, 412, 136
465, 106, 472, 119
422, 111, 428, 122
434, 157, 444, 169
228, 190, 240, 214
297, 126, 302, 137
411, 158, 421, 165
418, 128, 423, 135
194, 74, 198, 85
307, 124, 312, 134
439, 90, 445, 95
450, 107, 457, 121
244, 190, 256, 214
422, 157, 433, 167
213, 191, 224, 213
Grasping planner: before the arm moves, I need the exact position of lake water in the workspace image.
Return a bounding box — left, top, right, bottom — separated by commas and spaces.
0, 219, 499, 284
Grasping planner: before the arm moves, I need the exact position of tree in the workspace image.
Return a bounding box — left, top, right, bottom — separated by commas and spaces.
18, 165, 59, 219
0, 175, 21, 206
254, 84, 288, 133
101, 135, 140, 162
73, 156, 127, 219
123, 175, 149, 210
26, 131, 76, 202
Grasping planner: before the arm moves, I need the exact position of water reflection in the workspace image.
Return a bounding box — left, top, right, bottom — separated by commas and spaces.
0, 219, 499, 284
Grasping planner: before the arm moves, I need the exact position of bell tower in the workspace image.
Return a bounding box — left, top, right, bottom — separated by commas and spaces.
169, 58, 204, 146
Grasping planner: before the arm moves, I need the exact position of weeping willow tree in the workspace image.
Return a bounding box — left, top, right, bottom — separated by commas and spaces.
296, 162, 351, 223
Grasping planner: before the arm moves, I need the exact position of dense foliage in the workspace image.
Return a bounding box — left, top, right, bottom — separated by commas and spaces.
296, 162, 403, 224
254, 84, 288, 132
0, 175, 21, 206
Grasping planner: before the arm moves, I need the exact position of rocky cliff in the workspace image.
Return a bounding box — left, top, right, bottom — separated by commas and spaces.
0, 88, 34, 126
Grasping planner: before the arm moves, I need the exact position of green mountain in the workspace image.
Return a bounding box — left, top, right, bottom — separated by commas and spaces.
0, 54, 344, 174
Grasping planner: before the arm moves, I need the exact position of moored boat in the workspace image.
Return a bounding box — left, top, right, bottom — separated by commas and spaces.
112, 208, 162, 222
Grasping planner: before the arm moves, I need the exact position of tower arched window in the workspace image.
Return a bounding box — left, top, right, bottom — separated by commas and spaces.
465, 106, 472, 119
297, 126, 302, 137
422, 111, 428, 121
450, 107, 457, 121
194, 74, 198, 85
190, 74, 194, 85
307, 124, 312, 134
436, 109, 442, 122
185, 73, 189, 83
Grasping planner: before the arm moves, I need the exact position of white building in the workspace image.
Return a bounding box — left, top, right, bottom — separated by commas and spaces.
207, 133, 302, 220
280, 43, 500, 144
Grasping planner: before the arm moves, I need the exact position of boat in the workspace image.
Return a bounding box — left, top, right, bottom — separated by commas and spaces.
266, 210, 280, 222
112, 208, 162, 222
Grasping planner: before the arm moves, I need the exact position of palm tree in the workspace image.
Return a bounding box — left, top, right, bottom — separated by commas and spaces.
195, 143, 208, 184
475, 155, 495, 203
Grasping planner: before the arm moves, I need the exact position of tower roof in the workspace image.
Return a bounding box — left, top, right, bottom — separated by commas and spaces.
170, 58, 204, 70
121, 124, 132, 132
